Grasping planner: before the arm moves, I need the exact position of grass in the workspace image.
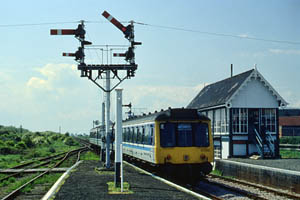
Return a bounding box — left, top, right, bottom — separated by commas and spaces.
1, 174, 37, 194
0, 154, 23, 168
280, 149, 300, 159
0, 140, 81, 170
21, 173, 63, 193
107, 181, 133, 194
210, 169, 222, 176
80, 151, 99, 161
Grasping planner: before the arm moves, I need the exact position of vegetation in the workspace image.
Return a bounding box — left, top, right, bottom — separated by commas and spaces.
280, 136, 300, 144
81, 151, 99, 161
279, 136, 300, 159
280, 149, 300, 159
107, 181, 133, 194
21, 173, 62, 193
211, 169, 223, 176
0, 125, 80, 168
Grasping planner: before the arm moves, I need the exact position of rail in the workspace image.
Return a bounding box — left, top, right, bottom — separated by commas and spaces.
1, 146, 87, 200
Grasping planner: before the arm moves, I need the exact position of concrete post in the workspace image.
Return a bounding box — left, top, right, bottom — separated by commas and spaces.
115, 88, 123, 186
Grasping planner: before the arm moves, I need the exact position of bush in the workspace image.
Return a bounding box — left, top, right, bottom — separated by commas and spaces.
5, 140, 15, 147
280, 136, 300, 144
64, 137, 76, 146
0, 146, 18, 154
49, 134, 59, 141
22, 136, 35, 148
32, 136, 45, 145
15, 141, 27, 149
49, 147, 56, 153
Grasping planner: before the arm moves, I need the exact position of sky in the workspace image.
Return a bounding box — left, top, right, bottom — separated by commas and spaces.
0, 0, 299, 134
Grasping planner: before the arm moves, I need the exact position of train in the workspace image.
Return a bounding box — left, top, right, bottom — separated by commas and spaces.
89, 108, 213, 180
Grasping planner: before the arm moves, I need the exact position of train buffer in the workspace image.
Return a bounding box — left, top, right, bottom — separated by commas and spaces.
45, 160, 202, 200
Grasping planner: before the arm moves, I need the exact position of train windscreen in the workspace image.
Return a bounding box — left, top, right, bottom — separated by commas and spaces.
160, 122, 209, 147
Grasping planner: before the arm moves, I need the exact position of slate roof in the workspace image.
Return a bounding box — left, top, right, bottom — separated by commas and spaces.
187, 69, 254, 109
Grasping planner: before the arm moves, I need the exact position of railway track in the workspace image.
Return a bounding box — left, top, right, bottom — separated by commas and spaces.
0, 147, 88, 200
123, 158, 300, 200
205, 174, 300, 200
0, 152, 71, 183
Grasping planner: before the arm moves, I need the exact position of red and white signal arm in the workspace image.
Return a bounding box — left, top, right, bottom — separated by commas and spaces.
102, 11, 126, 33
113, 53, 126, 57
50, 29, 76, 35
62, 53, 76, 57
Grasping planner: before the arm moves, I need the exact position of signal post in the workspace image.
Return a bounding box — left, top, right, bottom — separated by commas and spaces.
50, 11, 141, 187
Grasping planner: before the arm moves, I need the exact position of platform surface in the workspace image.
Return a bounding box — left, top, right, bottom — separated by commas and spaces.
228, 158, 300, 172
53, 160, 199, 200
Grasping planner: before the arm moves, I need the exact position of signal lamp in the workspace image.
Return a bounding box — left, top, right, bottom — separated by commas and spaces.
75, 47, 84, 61
125, 47, 134, 61
200, 154, 206, 160
75, 24, 86, 39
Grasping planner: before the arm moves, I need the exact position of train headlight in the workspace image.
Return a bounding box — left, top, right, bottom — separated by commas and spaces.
200, 154, 207, 160
166, 154, 172, 161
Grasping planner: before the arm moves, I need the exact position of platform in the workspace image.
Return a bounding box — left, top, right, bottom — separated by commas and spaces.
215, 158, 300, 193
46, 160, 201, 200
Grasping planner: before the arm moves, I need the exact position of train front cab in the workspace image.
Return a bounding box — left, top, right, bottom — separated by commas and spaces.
154, 119, 213, 178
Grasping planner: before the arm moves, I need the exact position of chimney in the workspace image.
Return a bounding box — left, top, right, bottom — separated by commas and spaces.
231, 64, 233, 77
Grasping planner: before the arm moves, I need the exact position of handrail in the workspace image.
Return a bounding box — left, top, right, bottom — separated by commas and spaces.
254, 128, 263, 144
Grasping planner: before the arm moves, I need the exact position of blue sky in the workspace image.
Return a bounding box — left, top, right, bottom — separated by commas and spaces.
0, 0, 299, 134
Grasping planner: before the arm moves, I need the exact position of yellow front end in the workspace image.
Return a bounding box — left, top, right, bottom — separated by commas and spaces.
154, 121, 214, 165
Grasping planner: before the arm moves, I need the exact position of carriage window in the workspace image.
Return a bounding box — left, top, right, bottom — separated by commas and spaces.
160, 123, 175, 147
150, 124, 154, 145
177, 124, 193, 147
137, 126, 144, 144
194, 123, 209, 147
122, 128, 126, 141
141, 126, 145, 144
131, 127, 135, 142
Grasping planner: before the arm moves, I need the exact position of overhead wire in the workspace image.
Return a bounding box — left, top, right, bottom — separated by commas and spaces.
134, 22, 300, 45
0, 21, 80, 27
0, 20, 299, 45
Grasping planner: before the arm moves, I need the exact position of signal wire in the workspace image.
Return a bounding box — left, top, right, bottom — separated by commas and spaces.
134, 22, 300, 45
0, 21, 80, 28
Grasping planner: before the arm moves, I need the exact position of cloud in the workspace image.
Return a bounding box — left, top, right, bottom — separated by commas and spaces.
269, 49, 300, 55
27, 77, 52, 90
122, 84, 204, 115
238, 34, 250, 38
0, 62, 206, 133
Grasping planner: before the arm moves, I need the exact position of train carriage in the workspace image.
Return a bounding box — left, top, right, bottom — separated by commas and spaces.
90, 108, 213, 178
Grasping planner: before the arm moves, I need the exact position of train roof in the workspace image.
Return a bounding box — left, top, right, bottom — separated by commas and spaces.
123, 108, 210, 125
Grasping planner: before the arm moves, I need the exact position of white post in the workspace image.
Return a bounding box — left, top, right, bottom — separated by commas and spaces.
101, 102, 105, 161
120, 143, 123, 192
115, 88, 123, 187
105, 70, 111, 168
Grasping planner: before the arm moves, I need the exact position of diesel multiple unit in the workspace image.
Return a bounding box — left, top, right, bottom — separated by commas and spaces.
90, 108, 213, 178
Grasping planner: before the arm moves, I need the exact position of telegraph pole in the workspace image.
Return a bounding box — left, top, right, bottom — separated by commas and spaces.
50, 11, 142, 171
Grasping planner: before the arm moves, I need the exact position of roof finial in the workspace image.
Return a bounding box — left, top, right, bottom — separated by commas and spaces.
254, 63, 257, 70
